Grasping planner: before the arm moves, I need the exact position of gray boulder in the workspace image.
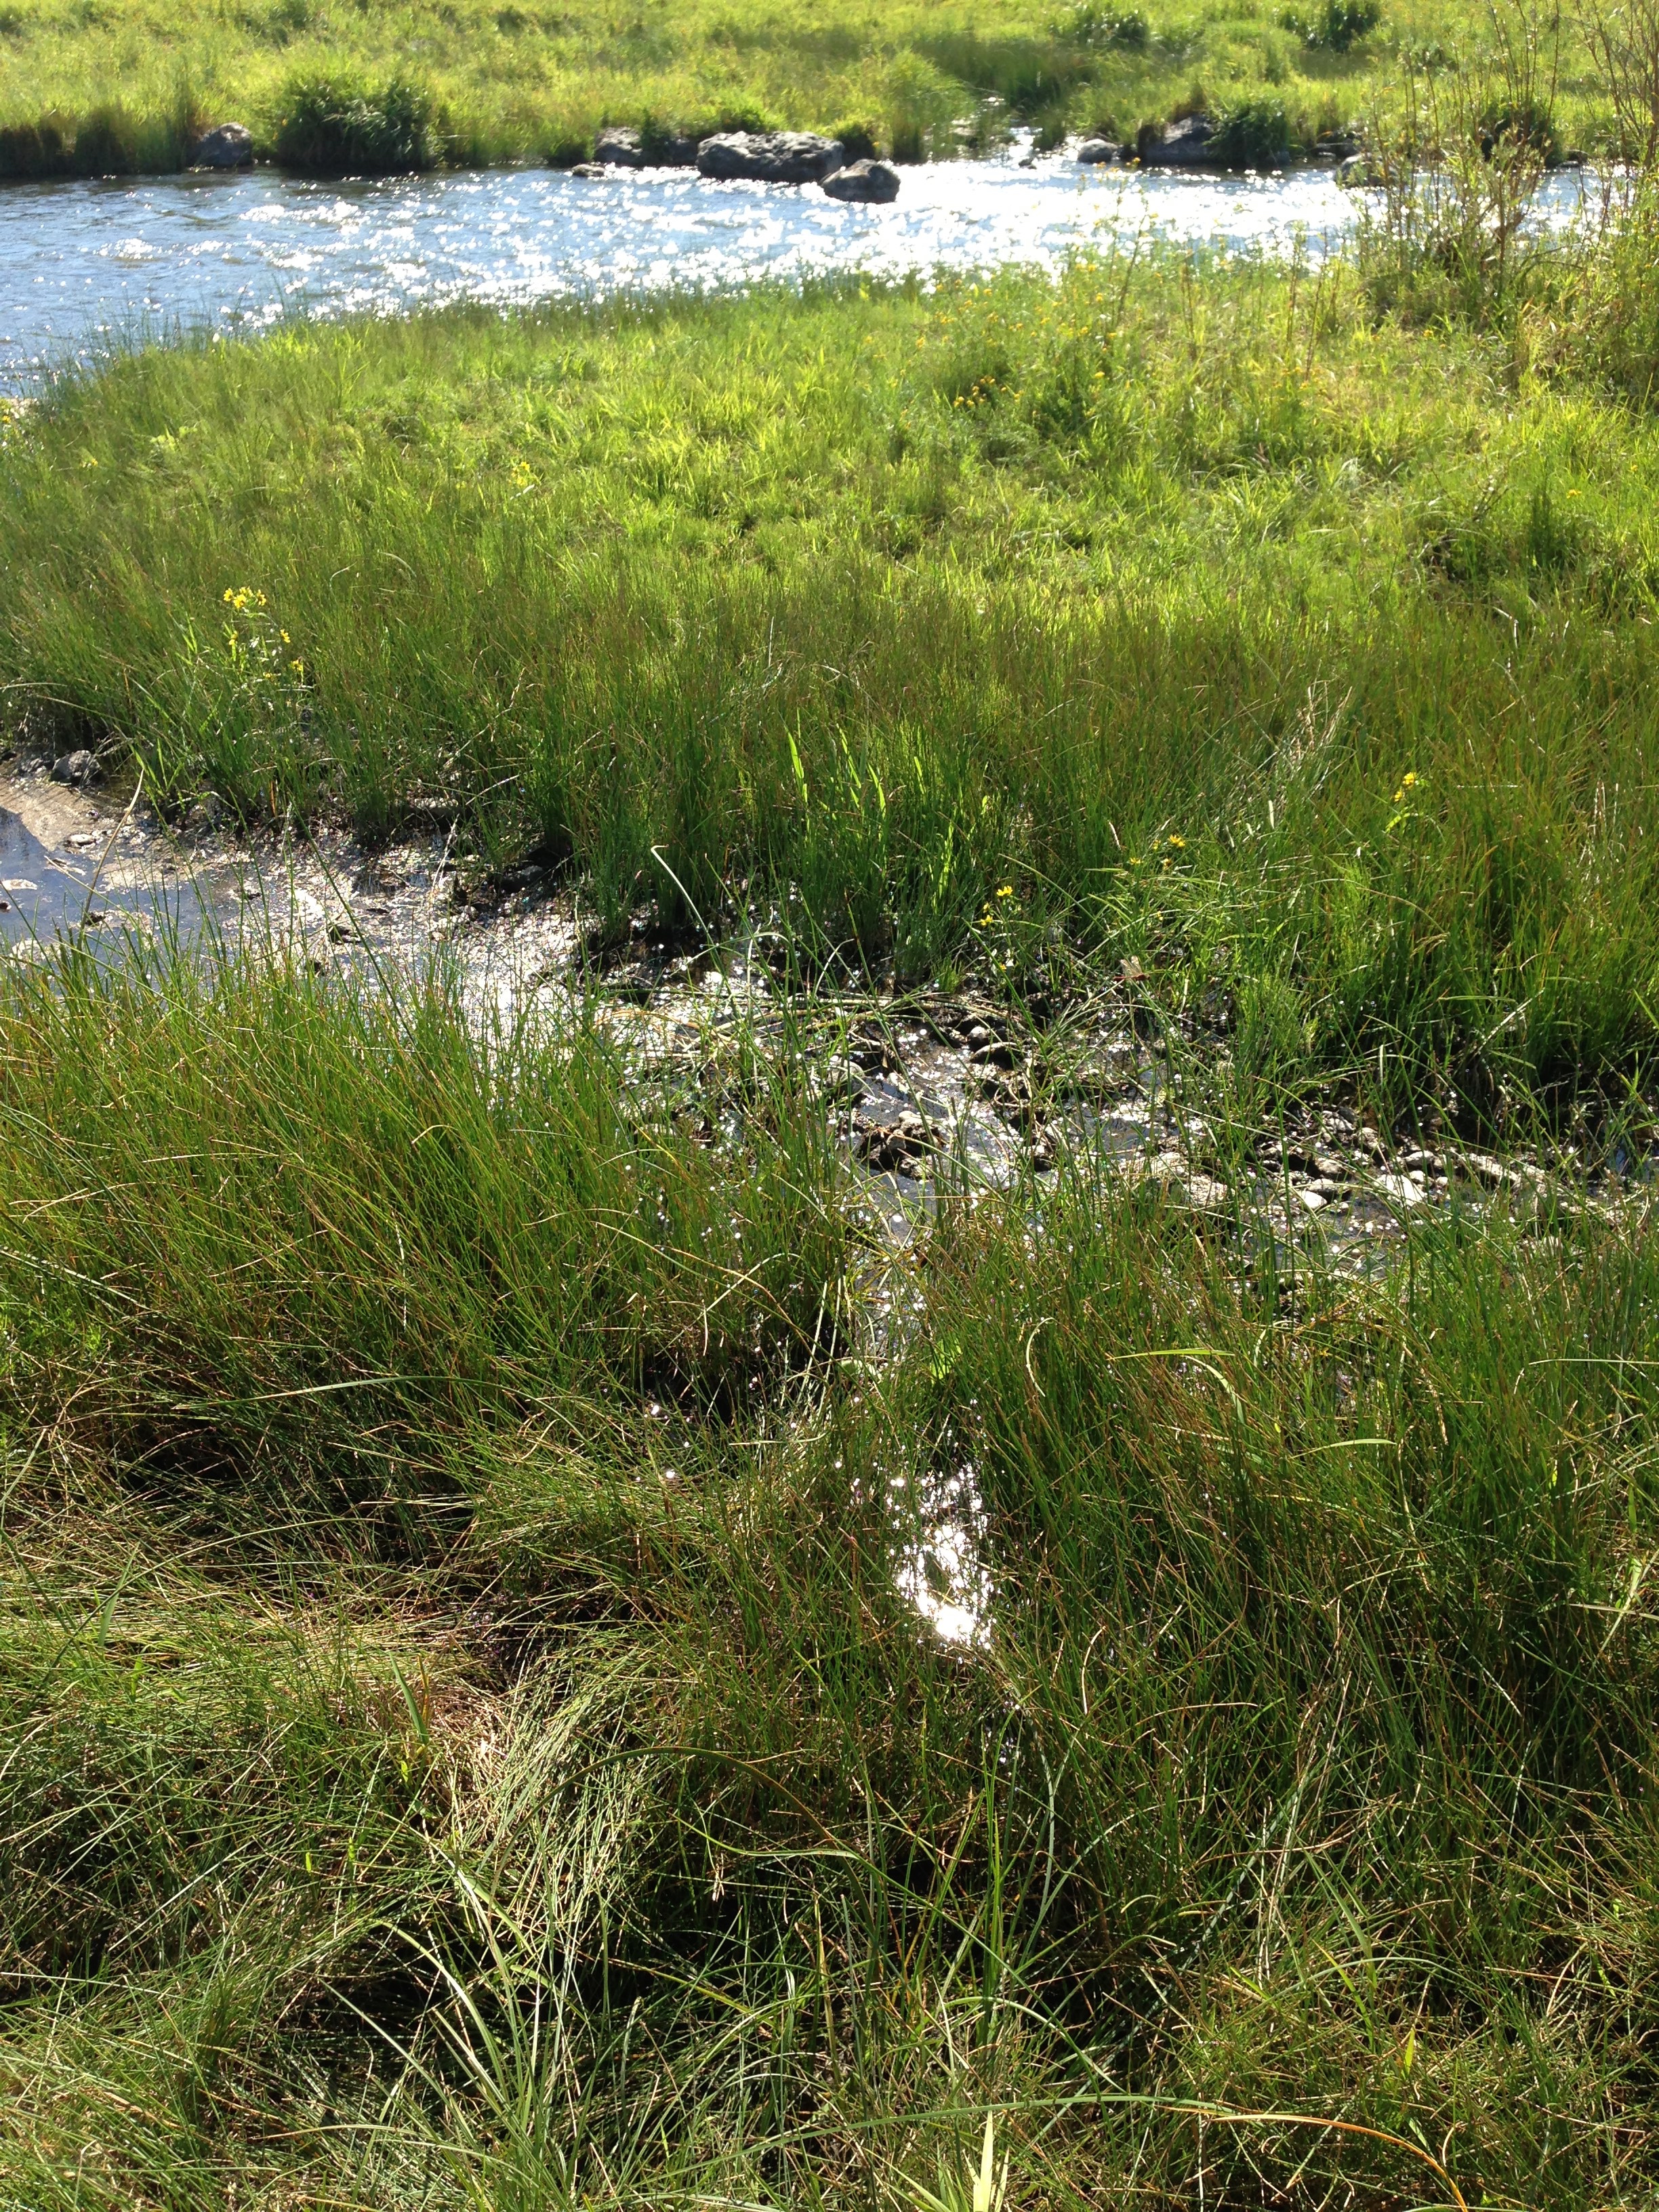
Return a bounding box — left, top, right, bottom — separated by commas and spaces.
696, 131, 845, 184
571, 162, 610, 178
1138, 114, 1216, 167
821, 157, 899, 203
192, 122, 254, 170
596, 125, 700, 167
51, 750, 98, 787
593, 125, 644, 167
1076, 136, 1122, 164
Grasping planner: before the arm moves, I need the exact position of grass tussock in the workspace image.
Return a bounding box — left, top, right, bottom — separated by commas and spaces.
269, 71, 445, 173
1, 954, 1658, 2204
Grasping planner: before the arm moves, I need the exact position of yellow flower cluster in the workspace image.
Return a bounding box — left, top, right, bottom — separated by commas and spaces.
223, 586, 268, 614
1128, 833, 1187, 872
955, 374, 1012, 410
1393, 769, 1420, 804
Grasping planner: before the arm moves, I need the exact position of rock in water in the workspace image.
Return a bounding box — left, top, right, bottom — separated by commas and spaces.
1138, 114, 1216, 167
51, 750, 98, 787
1076, 137, 1122, 163
1336, 150, 1383, 186
696, 131, 845, 184
592, 125, 644, 167
821, 157, 900, 203
594, 124, 700, 167
192, 122, 254, 169
570, 162, 609, 178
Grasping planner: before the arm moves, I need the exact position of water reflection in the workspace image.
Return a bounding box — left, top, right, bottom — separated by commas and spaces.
0, 806, 218, 952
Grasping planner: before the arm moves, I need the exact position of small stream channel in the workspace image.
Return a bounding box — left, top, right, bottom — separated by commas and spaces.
0, 151, 1617, 1651
1, 758, 1645, 1649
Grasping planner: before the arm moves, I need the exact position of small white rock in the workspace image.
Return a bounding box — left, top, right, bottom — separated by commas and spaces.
1375, 1171, 1426, 1208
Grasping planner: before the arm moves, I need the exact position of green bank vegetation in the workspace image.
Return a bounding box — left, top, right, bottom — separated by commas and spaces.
0, 0, 1626, 179
2, 945, 1659, 2207
7, 200, 1659, 1092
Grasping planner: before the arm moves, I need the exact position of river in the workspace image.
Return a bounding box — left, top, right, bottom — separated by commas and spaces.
1, 137, 1361, 386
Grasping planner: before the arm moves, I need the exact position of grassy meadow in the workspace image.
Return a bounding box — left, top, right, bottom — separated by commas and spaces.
7, 80, 1659, 2212
0, 0, 1629, 180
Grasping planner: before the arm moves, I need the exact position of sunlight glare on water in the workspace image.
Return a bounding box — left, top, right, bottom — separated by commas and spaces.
0, 138, 1359, 386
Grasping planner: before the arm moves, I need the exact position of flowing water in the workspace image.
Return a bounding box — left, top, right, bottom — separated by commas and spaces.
1, 140, 1364, 387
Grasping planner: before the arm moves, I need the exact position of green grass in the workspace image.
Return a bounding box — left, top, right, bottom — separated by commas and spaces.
2, 947, 1658, 2206
9, 146, 1659, 2207
7, 234, 1659, 1095
0, 0, 1628, 178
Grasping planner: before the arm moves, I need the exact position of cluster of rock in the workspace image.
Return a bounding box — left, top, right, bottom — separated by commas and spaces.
573, 128, 901, 203
184, 117, 900, 199
1076, 116, 1223, 169
190, 110, 1361, 186
1081, 117, 1364, 171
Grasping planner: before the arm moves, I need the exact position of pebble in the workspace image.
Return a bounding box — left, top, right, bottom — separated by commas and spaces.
1375, 1171, 1427, 1208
